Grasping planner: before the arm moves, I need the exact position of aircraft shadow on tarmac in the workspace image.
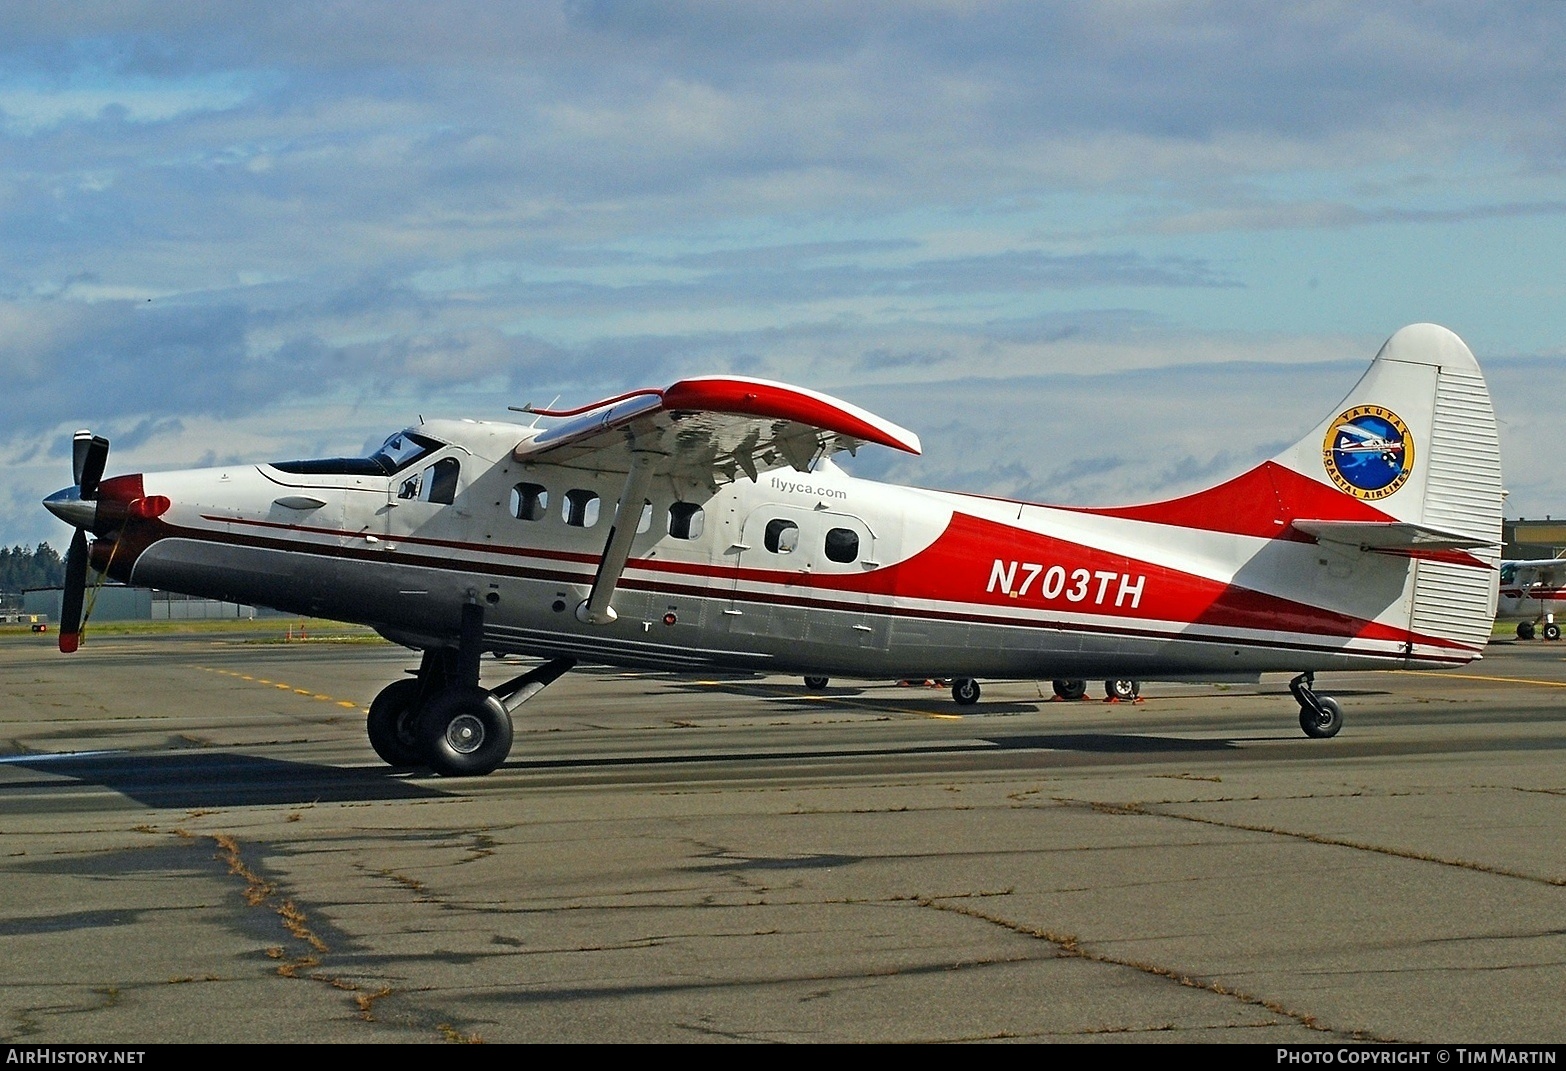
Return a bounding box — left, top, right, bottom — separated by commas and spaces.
6, 751, 450, 809
4, 730, 1238, 809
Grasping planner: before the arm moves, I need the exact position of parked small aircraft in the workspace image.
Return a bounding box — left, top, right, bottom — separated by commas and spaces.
1497, 558, 1565, 640
44, 323, 1503, 775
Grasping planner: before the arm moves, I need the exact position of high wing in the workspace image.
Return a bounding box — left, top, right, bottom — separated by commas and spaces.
1504, 558, 1566, 587
510, 375, 921, 624
513, 375, 920, 481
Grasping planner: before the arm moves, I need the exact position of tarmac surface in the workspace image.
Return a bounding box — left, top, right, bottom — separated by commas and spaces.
1, 626, 1564, 1044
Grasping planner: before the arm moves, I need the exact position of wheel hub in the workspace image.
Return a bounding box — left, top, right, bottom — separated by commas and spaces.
445, 713, 487, 754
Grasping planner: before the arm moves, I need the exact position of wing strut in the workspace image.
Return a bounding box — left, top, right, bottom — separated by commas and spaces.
578, 449, 660, 625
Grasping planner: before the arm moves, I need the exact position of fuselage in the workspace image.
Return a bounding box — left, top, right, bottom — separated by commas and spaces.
78, 416, 1484, 682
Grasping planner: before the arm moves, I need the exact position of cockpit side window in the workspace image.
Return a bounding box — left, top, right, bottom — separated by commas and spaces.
424, 457, 460, 505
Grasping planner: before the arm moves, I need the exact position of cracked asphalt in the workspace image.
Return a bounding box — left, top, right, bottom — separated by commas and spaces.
2, 628, 1564, 1043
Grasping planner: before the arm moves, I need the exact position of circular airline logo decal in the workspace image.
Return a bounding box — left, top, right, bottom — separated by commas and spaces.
1322, 406, 1414, 500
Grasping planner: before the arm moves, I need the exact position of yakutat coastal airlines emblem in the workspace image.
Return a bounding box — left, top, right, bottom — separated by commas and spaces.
1322, 405, 1414, 500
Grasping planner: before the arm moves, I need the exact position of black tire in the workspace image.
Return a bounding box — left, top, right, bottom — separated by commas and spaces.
952, 678, 981, 705
1517, 622, 1536, 640
803, 675, 829, 690
1105, 679, 1140, 701
417, 686, 514, 777
1545, 624, 1562, 642
366, 678, 427, 766
1299, 696, 1343, 739
1052, 678, 1087, 700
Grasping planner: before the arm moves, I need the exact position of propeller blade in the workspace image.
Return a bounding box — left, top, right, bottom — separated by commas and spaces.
59, 528, 88, 654
74, 432, 110, 500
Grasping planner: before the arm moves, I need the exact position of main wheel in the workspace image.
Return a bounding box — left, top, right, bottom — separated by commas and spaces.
1052, 679, 1087, 700
952, 677, 981, 705
1299, 696, 1343, 739
366, 678, 427, 766
1545, 623, 1562, 641
1105, 679, 1140, 701
417, 686, 514, 777
1517, 621, 1536, 640
803, 675, 829, 690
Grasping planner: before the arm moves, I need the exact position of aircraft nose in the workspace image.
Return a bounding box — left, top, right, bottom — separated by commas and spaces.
44, 486, 97, 529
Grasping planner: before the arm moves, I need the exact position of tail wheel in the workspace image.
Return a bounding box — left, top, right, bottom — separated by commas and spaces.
1052, 679, 1087, 700
951, 678, 981, 705
417, 685, 514, 777
366, 678, 427, 766
1299, 696, 1343, 739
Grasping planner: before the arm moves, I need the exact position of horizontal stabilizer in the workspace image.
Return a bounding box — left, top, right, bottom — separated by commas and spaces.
1292, 519, 1496, 552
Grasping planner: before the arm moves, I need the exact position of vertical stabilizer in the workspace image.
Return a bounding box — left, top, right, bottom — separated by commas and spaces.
1273, 324, 1503, 650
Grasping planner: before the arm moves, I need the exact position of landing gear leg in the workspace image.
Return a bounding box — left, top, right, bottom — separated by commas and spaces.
414, 602, 523, 777
1290, 671, 1343, 739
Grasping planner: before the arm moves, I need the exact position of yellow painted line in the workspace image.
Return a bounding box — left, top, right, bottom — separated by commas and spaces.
1401, 670, 1566, 689
194, 666, 366, 713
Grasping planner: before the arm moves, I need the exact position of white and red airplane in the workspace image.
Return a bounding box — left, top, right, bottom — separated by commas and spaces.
44, 323, 1503, 776
1497, 558, 1565, 640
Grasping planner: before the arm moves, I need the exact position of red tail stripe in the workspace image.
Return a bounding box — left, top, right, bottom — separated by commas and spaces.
1059, 462, 1396, 538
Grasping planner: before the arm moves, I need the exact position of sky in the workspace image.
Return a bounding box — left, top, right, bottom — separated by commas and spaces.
3, 1, 1565, 551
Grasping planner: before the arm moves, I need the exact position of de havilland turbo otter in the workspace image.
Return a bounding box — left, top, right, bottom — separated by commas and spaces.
45, 324, 1504, 776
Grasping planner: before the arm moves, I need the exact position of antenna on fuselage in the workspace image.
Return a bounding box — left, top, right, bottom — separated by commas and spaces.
508, 395, 560, 428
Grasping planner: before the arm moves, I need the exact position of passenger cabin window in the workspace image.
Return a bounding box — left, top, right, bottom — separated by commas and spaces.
824, 527, 859, 563
764, 518, 800, 554
1500, 564, 1516, 584
563, 489, 600, 528
668, 502, 704, 540
635, 500, 653, 534
511, 483, 549, 521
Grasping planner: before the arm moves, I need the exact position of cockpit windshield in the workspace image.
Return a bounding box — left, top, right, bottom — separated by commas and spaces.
271, 429, 444, 477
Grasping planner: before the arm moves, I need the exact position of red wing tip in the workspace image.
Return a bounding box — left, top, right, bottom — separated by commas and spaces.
59, 633, 79, 653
